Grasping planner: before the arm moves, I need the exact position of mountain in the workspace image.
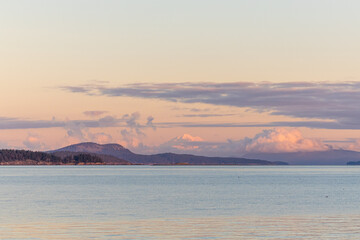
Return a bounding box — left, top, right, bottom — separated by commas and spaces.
244, 149, 360, 165
51, 142, 287, 165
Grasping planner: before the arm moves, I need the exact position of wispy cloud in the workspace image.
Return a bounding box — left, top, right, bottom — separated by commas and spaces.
61, 81, 360, 129
155, 120, 344, 129
83, 111, 108, 117
179, 113, 236, 118
0, 114, 152, 131
0, 115, 346, 132
0, 118, 64, 129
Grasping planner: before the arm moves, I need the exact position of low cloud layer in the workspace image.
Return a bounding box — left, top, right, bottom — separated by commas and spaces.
160, 134, 204, 151
242, 128, 328, 153
61, 81, 360, 129
22, 133, 48, 150
136, 128, 329, 157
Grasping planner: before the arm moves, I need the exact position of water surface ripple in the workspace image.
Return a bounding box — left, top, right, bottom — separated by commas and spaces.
0, 166, 359, 239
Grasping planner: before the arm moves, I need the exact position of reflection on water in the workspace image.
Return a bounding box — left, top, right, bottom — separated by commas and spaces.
2, 215, 360, 239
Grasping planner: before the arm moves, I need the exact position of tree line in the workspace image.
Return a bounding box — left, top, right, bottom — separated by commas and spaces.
0, 150, 104, 165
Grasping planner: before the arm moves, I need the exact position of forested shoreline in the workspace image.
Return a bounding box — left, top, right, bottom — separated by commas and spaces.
0, 150, 104, 165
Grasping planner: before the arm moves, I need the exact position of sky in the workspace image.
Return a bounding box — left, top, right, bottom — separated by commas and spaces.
1, 0, 360, 156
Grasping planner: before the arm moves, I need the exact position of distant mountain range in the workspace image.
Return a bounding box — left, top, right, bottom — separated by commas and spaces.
244, 149, 360, 165
50, 142, 287, 165
1, 142, 358, 165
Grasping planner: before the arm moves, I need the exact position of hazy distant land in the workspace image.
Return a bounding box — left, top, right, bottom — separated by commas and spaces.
0, 142, 286, 166
2, 142, 360, 165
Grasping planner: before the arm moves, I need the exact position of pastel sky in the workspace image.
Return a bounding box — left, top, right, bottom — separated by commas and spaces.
2, 0, 360, 156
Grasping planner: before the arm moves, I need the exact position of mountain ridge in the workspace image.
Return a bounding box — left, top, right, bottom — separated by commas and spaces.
50, 142, 287, 165
244, 149, 360, 165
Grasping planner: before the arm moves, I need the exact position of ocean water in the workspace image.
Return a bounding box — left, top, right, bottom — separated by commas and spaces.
0, 166, 360, 239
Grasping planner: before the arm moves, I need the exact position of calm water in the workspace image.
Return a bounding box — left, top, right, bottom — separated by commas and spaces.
1, 166, 360, 239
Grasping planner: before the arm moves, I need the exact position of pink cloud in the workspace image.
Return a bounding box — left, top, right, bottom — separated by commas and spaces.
170, 134, 203, 150
243, 128, 329, 153
345, 140, 360, 152
132, 128, 329, 156
23, 133, 47, 150
176, 134, 204, 142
